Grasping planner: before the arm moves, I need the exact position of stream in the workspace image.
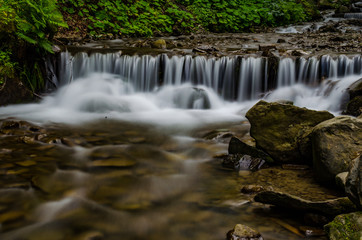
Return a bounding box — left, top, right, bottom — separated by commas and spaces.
0, 51, 361, 240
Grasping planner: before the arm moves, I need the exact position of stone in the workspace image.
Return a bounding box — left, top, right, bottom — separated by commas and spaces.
90, 158, 137, 168
0, 77, 34, 106
335, 172, 348, 190
1, 120, 20, 130
228, 137, 273, 163
151, 39, 166, 49
227, 224, 263, 240
240, 185, 272, 194
345, 96, 362, 117
312, 116, 362, 184
222, 154, 266, 171
245, 101, 334, 163
254, 190, 357, 216
345, 156, 362, 209
324, 212, 362, 240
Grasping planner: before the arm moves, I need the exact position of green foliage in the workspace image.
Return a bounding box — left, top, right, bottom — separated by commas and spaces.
183, 0, 309, 32
58, 0, 196, 37
0, 0, 66, 91
0, 51, 17, 84
58, 0, 313, 37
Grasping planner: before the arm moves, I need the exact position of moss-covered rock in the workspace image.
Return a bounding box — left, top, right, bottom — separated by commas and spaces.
312, 116, 362, 184
245, 101, 334, 164
324, 212, 362, 240
345, 96, 362, 117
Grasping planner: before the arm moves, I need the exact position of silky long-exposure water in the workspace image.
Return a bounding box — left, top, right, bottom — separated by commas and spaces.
0, 52, 361, 240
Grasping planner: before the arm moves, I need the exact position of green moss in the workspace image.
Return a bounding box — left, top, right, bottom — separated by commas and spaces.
325, 212, 362, 240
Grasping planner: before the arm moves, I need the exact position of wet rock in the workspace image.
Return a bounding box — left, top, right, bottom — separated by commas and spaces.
345, 156, 362, 209
276, 39, 286, 43
324, 212, 362, 240
151, 39, 166, 49
254, 191, 357, 216
227, 224, 263, 240
345, 96, 362, 117
312, 116, 362, 184
335, 172, 348, 190
240, 185, 272, 194
0, 211, 25, 223
228, 137, 273, 163
245, 101, 334, 164
222, 154, 266, 171
348, 79, 362, 100
291, 50, 309, 56
1, 120, 20, 130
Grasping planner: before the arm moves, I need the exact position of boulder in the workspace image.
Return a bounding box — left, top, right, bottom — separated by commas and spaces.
228, 137, 273, 163
254, 190, 357, 216
227, 224, 263, 240
324, 212, 362, 240
312, 116, 362, 184
345, 156, 362, 209
245, 101, 334, 163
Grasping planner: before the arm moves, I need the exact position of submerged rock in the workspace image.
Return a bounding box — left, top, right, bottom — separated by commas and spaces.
228, 137, 273, 163
324, 212, 362, 240
245, 101, 334, 164
345, 156, 362, 209
227, 224, 263, 240
312, 116, 362, 184
222, 154, 266, 171
254, 191, 357, 216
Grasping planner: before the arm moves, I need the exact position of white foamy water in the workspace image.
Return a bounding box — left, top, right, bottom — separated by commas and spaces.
0, 53, 361, 127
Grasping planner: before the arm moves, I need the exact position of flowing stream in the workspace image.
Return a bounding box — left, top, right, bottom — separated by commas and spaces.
0, 51, 361, 240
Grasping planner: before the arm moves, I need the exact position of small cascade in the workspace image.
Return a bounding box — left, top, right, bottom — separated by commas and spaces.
277, 58, 296, 87
344, 13, 362, 19
58, 52, 362, 104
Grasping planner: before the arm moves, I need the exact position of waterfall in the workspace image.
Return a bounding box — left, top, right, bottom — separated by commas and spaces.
58, 52, 362, 103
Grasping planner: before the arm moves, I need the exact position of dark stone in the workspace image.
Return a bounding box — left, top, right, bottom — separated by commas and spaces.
348, 78, 362, 100
228, 137, 273, 163
277, 39, 286, 43
254, 191, 357, 216
345, 96, 362, 117
222, 154, 266, 171
345, 156, 362, 209
1, 120, 20, 130
0, 77, 34, 106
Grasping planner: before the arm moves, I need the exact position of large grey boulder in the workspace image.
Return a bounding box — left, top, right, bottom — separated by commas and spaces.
312, 116, 362, 184
346, 156, 362, 209
245, 101, 334, 163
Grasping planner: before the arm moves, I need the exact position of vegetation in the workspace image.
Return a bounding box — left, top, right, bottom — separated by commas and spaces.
58, 0, 316, 37
0, 0, 67, 91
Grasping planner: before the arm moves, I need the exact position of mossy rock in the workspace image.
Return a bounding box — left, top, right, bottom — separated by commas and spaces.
228, 137, 274, 163
324, 212, 362, 240
245, 101, 334, 164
